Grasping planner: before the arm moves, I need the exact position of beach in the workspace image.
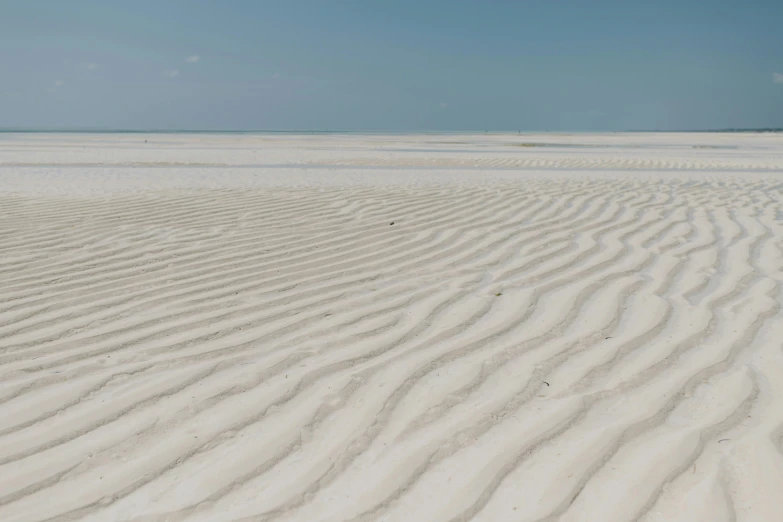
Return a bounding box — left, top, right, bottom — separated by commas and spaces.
1, 132, 782, 521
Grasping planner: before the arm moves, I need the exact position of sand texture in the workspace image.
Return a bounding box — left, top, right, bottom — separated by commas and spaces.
1, 132, 783, 521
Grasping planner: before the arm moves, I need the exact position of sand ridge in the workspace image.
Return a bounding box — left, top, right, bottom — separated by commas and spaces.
0, 133, 782, 521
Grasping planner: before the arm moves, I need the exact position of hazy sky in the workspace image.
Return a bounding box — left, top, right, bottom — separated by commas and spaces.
2, 0, 782, 131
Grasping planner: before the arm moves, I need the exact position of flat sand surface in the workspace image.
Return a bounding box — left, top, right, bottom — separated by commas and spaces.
1, 132, 782, 521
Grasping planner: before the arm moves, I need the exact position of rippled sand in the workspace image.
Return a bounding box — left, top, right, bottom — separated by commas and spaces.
1, 132, 782, 521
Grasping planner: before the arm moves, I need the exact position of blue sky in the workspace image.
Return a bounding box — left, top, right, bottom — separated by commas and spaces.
1, 0, 782, 131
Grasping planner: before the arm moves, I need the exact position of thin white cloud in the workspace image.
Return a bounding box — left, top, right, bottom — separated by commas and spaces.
272, 72, 280, 79
48, 88, 57, 93
165, 69, 180, 78
84, 62, 98, 70
440, 102, 447, 109
55, 80, 65, 87
774, 73, 783, 84
185, 55, 200, 63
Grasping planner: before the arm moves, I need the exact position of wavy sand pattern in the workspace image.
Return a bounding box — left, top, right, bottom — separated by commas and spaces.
1, 133, 782, 521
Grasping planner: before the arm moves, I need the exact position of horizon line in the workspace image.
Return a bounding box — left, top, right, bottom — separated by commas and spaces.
1, 128, 782, 135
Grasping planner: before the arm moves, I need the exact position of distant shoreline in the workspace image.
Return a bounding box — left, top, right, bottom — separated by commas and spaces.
1, 128, 781, 135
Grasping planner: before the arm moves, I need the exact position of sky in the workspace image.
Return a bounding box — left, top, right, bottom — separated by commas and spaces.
1, 0, 782, 131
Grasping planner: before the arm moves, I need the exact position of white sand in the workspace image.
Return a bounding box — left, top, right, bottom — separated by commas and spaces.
1, 132, 782, 521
